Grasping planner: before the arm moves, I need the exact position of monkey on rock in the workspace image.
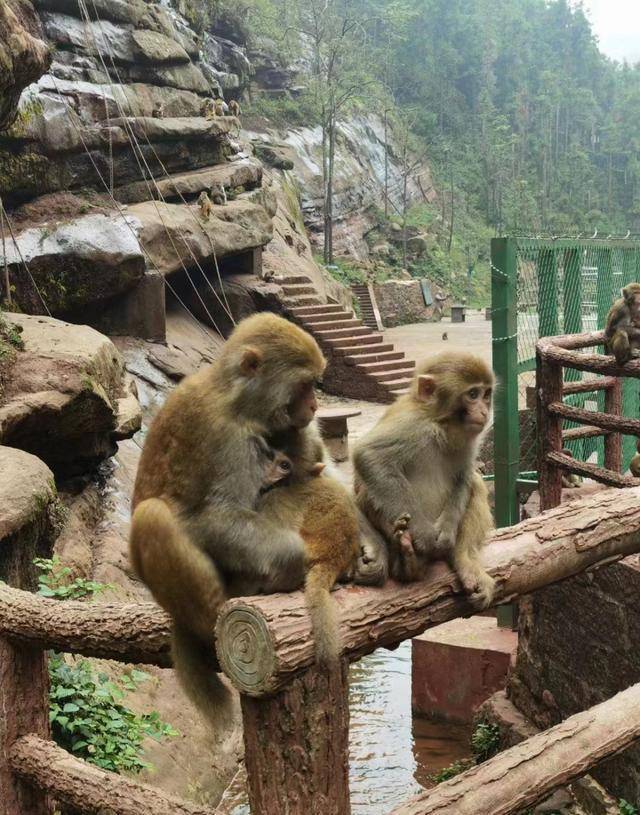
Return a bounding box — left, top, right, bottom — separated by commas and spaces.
353, 351, 496, 608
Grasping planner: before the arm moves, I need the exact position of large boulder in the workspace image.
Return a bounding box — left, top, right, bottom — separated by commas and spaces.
129, 198, 273, 275
0, 314, 140, 476
4, 213, 146, 316
0, 0, 51, 131
0, 445, 60, 584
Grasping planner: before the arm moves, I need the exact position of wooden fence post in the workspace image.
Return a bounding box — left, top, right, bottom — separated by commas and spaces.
537, 351, 563, 511
241, 661, 350, 815
0, 556, 52, 815
604, 378, 622, 473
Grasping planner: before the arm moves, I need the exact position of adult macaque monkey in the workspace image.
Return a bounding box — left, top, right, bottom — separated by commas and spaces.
353, 352, 496, 608
129, 314, 327, 724
604, 283, 640, 365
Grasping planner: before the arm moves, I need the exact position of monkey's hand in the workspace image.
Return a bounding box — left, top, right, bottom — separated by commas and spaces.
353, 512, 388, 587
393, 513, 415, 555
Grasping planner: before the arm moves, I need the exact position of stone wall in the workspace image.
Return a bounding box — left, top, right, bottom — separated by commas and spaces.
373, 279, 447, 327
509, 558, 640, 802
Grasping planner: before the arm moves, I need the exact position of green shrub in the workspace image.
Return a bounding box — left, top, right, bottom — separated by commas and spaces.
49, 656, 178, 773
620, 800, 639, 815
471, 721, 500, 762
429, 758, 473, 783
34, 556, 113, 601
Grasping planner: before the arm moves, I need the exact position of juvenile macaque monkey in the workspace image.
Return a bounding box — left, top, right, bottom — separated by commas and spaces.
214, 98, 225, 117
201, 98, 215, 119
152, 101, 164, 119
129, 313, 327, 725
259, 439, 360, 666
210, 182, 227, 206
197, 190, 212, 220
353, 351, 496, 607
227, 99, 241, 118
605, 283, 640, 365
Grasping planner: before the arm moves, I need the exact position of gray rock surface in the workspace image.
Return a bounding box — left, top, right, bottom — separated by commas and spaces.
0, 314, 139, 475
4, 213, 145, 315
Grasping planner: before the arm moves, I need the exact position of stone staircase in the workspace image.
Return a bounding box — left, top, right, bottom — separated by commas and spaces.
278, 275, 415, 403
351, 283, 381, 330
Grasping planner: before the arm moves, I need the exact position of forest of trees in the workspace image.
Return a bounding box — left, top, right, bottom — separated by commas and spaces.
204, 0, 640, 244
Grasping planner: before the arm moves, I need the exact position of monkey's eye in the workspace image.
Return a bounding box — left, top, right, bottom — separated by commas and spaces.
280, 460, 292, 472
468, 387, 480, 400
314, 379, 323, 388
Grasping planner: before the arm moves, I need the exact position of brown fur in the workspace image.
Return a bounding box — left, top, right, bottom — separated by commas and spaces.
227, 99, 241, 117
130, 313, 326, 726
354, 351, 496, 607
605, 283, 640, 365
197, 190, 212, 220
214, 98, 225, 117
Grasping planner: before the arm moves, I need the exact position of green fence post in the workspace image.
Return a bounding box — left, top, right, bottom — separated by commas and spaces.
491, 238, 519, 528
537, 249, 559, 337
622, 249, 638, 469
596, 247, 613, 465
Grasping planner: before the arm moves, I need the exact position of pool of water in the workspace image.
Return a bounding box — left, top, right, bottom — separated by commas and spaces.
227, 640, 471, 814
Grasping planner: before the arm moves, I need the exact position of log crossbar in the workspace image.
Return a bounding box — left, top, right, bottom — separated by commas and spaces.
4, 487, 640, 814
537, 330, 640, 510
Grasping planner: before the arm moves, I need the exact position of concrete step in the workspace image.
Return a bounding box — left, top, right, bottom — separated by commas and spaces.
301, 312, 354, 325
344, 350, 403, 365
370, 367, 416, 383
390, 388, 410, 398
329, 335, 386, 351
279, 275, 313, 285
356, 358, 414, 374
284, 296, 323, 306
382, 377, 413, 390
289, 304, 344, 316
282, 284, 317, 296
303, 317, 360, 331
314, 325, 371, 340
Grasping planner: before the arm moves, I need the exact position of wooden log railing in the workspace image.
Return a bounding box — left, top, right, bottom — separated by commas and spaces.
537, 329, 640, 510
4, 487, 640, 814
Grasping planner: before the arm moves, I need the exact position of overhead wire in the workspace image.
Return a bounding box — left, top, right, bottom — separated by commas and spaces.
78, 0, 235, 325
0, 197, 52, 316
48, 73, 217, 341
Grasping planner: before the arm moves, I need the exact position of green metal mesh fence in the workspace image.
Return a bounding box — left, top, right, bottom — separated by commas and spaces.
491, 237, 640, 527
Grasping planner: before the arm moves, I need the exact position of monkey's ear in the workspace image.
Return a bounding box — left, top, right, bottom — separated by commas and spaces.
240, 346, 263, 376
416, 375, 436, 401
310, 463, 326, 476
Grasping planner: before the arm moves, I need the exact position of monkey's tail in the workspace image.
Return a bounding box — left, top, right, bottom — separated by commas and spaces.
130, 498, 231, 726
305, 563, 341, 667
171, 624, 233, 729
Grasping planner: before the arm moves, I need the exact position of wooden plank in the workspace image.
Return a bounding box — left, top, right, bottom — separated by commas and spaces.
562, 425, 610, 442
537, 352, 563, 510
215, 487, 640, 696
562, 378, 617, 395
389, 680, 640, 815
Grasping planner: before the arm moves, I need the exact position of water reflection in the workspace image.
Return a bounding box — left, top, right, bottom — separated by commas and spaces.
349, 641, 470, 813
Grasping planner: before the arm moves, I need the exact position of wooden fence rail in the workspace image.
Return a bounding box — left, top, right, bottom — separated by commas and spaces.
3, 485, 640, 813
537, 329, 640, 509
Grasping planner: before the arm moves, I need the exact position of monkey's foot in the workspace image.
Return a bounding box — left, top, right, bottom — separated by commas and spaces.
354, 538, 387, 586
393, 513, 414, 554
460, 568, 495, 609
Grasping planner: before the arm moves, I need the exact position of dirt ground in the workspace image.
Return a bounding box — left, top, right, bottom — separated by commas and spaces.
318, 310, 493, 475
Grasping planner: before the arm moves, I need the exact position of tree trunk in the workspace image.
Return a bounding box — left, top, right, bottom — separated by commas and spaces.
390, 680, 640, 815
242, 660, 350, 815
10, 736, 216, 815
215, 486, 640, 696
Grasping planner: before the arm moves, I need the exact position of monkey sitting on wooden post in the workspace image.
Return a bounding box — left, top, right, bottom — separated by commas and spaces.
605, 283, 640, 365
353, 351, 496, 608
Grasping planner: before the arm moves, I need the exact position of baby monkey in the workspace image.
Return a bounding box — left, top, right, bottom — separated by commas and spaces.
605, 283, 640, 365
152, 101, 165, 119
258, 441, 359, 667
197, 190, 212, 220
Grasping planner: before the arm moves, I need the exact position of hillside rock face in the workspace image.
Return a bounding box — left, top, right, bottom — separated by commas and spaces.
0, 0, 51, 131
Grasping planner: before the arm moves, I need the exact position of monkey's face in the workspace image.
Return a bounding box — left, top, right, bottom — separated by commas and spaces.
286, 379, 320, 428
624, 286, 640, 321
459, 383, 493, 436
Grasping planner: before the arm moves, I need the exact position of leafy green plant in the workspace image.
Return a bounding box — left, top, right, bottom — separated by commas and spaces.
49, 656, 178, 773
429, 758, 473, 783
34, 556, 113, 600
471, 721, 501, 762
620, 800, 639, 815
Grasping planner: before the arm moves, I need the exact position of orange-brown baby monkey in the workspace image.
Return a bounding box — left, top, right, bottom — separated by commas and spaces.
259, 444, 359, 667
605, 283, 640, 365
